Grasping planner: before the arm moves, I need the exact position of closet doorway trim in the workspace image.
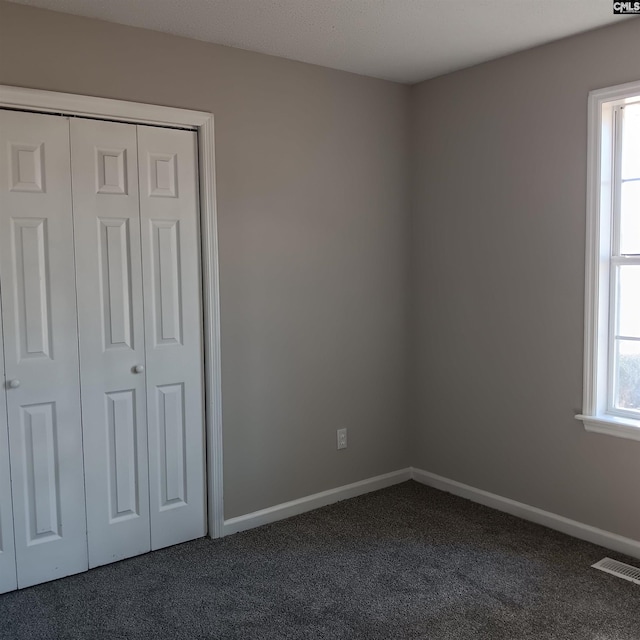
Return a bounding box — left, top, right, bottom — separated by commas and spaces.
0, 85, 224, 539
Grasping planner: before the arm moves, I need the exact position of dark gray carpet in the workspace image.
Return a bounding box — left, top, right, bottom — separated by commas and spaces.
1, 481, 639, 639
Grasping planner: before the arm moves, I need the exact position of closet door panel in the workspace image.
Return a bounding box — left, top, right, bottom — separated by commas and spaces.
0, 110, 88, 588
137, 126, 205, 549
70, 119, 150, 567
0, 300, 17, 594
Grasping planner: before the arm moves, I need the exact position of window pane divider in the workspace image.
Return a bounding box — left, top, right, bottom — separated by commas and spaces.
611, 256, 640, 265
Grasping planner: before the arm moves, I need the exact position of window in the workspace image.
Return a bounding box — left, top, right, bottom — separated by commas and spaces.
577, 81, 640, 441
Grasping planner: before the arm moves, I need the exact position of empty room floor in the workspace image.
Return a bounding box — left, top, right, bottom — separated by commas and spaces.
1, 481, 638, 639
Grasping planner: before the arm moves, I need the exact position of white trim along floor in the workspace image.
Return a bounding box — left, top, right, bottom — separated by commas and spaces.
223, 467, 640, 561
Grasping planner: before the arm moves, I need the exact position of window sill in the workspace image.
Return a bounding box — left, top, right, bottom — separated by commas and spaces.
575, 414, 640, 442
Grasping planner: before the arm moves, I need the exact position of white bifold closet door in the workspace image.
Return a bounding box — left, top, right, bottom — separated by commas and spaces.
0, 109, 205, 590
70, 119, 151, 568
136, 125, 205, 551
0, 111, 89, 589
0, 274, 17, 594
69, 118, 205, 568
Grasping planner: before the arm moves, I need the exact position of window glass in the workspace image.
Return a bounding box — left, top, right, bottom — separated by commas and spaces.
620, 182, 640, 255
617, 265, 640, 338
614, 339, 640, 412
622, 103, 640, 180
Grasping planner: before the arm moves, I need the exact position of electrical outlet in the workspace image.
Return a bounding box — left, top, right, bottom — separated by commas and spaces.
337, 428, 347, 450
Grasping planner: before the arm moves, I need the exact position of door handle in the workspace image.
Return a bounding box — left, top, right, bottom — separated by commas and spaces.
7, 379, 20, 389
133, 365, 144, 374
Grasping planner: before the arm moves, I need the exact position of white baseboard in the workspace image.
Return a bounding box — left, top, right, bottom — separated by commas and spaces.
222, 465, 640, 561
411, 467, 640, 561
223, 468, 412, 536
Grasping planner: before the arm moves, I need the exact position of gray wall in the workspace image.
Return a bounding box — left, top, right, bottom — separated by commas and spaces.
0, 1, 411, 519
411, 17, 640, 541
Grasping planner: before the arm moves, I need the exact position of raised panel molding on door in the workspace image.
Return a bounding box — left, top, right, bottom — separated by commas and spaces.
20, 402, 61, 543
105, 390, 140, 521
0, 110, 88, 589
156, 384, 187, 509
0, 295, 18, 594
151, 220, 182, 345
137, 125, 206, 549
70, 118, 151, 568
12, 218, 52, 359
9, 142, 45, 193
98, 218, 135, 350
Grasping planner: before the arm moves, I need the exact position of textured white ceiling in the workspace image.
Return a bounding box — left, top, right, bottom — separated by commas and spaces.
9, 0, 631, 83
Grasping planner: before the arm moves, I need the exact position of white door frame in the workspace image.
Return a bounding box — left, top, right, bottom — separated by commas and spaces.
0, 85, 224, 538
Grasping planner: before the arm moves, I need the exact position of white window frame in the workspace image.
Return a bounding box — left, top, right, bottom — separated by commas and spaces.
577, 80, 640, 442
